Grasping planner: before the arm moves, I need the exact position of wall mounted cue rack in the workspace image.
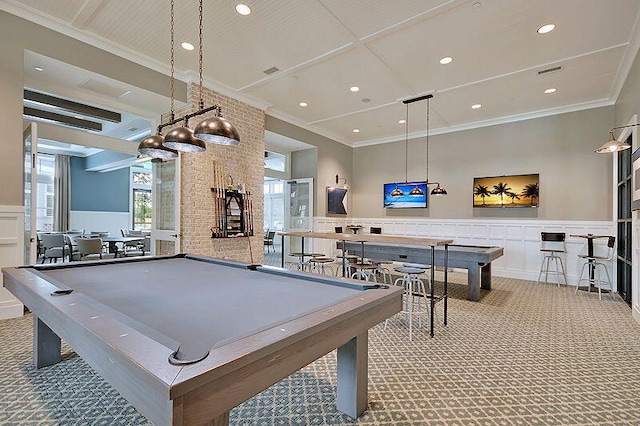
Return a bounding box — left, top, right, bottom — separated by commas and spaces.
210, 188, 254, 238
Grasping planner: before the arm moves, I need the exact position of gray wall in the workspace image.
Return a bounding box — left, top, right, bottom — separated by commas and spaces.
353, 106, 615, 221
0, 10, 185, 207
266, 116, 353, 216
615, 45, 640, 129
70, 157, 129, 212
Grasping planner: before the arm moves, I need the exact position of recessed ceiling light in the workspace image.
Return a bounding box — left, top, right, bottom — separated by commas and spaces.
353, 129, 360, 133
236, 4, 251, 15
544, 88, 557, 94
439, 56, 453, 65
299, 102, 308, 107
350, 86, 360, 92
181, 42, 194, 51
471, 104, 482, 109
537, 23, 555, 34
398, 119, 406, 124
34, 66, 44, 72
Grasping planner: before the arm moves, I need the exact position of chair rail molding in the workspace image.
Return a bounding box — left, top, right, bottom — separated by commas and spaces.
0, 205, 25, 319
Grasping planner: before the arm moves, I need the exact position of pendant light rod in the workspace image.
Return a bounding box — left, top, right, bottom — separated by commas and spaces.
156, 104, 223, 134
404, 102, 409, 183
402, 93, 433, 105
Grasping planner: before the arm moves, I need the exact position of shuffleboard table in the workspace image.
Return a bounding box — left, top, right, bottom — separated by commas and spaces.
3, 254, 403, 425
343, 242, 504, 301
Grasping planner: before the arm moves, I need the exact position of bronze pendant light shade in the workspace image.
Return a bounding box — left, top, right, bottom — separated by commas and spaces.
430, 183, 447, 196
163, 127, 206, 152
390, 187, 405, 197
138, 134, 178, 159
194, 116, 240, 145
409, 185, 425, 196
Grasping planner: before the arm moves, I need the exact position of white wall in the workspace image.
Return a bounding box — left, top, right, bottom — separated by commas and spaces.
0, 205, 24, 319
70, 211, 130, 238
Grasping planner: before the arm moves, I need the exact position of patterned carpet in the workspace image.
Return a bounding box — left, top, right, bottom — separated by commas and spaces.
2, 268, 640, 425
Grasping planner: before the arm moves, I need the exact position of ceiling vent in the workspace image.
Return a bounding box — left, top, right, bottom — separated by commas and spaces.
79, 78, 130, 98
537, 66, 562, 75
263, 66, 280, 75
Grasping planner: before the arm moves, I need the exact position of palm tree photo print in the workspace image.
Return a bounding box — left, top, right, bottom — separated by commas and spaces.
473, 174, 539, 207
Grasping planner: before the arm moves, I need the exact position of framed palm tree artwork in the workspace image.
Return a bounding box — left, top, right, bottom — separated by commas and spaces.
473, 174, 539, 208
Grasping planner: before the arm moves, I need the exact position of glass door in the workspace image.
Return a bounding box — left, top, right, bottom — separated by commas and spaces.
285, 178, 313, 232
282, 178, 313, 266
152, 157, 181, 255
23, 122, 38, 265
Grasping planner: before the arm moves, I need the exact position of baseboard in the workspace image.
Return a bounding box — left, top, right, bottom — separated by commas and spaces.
633, 304, 640, 325
0, 299, 24, 320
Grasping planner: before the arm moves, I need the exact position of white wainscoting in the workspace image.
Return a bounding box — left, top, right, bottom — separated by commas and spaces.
0, 205, 24, 319
307, 217, 615, 287
70, 211, 130, 238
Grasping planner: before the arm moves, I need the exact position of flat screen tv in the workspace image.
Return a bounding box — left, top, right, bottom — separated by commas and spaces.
473, 173, 539, 208
383, 181, 428, 209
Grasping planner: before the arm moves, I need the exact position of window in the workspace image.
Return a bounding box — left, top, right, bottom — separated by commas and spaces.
131, 167, 152, 230
264, 179, 285, 231
25, 154, 55, 231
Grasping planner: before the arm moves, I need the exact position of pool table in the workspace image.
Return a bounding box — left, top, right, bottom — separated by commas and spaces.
3, 254, 402, 426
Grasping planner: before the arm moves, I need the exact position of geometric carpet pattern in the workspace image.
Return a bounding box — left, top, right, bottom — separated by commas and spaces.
2, 270, 640, 425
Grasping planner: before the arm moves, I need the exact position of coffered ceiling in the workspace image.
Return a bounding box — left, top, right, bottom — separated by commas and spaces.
3, 0, 640, 147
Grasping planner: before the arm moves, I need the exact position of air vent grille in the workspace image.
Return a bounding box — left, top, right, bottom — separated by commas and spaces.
263, 66, 280, 75
537, 66, 562, 75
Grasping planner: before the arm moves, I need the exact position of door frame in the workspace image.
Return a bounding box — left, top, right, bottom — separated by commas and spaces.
23, 122, 38, 265
151, 156, 181, 254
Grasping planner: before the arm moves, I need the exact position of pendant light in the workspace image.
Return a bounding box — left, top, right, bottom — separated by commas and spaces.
138, 134, 178, 159
162, 0, 206, 153
401, 94, 447, 197
425, 95, 447, 196
193, 0, 240, 146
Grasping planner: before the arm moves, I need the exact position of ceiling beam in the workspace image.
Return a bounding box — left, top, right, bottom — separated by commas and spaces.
24, 106, 103, 132
24, 89, 121, 123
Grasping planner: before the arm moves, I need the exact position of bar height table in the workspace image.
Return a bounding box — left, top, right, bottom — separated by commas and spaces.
570, 234, 612, 291
279, 231, 452, 337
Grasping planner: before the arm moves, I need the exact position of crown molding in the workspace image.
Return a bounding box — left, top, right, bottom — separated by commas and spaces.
352, 99, 615, 148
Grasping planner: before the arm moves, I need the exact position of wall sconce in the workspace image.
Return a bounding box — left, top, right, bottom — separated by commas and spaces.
595, 123, 639, 153
335, 174, 349, 189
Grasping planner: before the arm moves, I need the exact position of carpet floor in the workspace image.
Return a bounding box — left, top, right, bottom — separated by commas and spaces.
2, 269, 640, 425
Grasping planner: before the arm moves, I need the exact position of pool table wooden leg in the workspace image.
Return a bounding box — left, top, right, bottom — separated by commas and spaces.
336, 331, 368, 419
33, 316, 61, 368
480, 262, 492, 290
205, 411, 229, 425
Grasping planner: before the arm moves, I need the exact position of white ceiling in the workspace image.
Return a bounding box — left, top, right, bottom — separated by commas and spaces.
4, 0, 640, 147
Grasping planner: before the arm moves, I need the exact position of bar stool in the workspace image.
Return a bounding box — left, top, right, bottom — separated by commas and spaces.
367, 258, 393, 284
309, 256, 335, 275
336, 253, 358, 276
289, 252, 324, 271
576, 236, 616, 300
537, 232, 568, 286
386, 266, 428, 340
402, 263, 433, 293
349, 262, 379, 282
